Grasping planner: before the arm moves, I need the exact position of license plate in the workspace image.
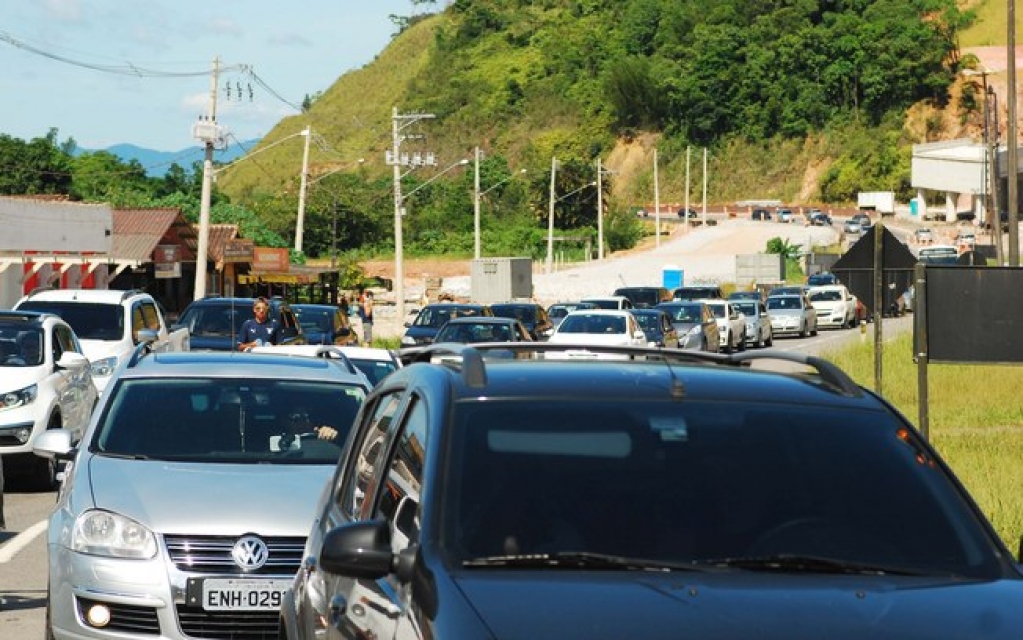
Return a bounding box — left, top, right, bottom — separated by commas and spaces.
201, 578, 291, 611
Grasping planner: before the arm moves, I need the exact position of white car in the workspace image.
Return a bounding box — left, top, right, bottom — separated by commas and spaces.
807, 284, 858, 329
730, 299, 773, 348
0, 310, 97, 489
250, 344, 401, 386
579, 295, 634, 310
15, 289, 190, 393
702, 299, 746, 353
545, 309, 647, 359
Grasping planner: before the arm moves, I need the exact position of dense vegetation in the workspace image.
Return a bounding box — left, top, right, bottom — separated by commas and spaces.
3, 0, 980, 267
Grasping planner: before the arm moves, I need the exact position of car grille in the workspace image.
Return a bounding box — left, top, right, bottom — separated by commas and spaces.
76, 596, 160, 635
164, 535, 305, 575
176, 605, 280, 640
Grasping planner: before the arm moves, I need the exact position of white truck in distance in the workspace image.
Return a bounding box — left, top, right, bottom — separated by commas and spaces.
807, 284, 859, 329
15, 289, 190, 393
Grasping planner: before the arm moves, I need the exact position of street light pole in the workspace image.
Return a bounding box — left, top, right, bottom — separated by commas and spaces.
1007, 0, 1019, 265
596, 157, 604, 260
294, 126, 312, 253
653, 148, 661, 248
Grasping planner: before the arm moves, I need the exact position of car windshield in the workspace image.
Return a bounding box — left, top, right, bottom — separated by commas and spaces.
414, 306, 482, 328
0, 325, 44, 367
443, 399, 1001, 577
733, 302, 757, 316
294, 307, 333, 334
178, 303, 254, 337
581, 299, 619, 310
660, 304, 702, 323
767, 296, 802, 310
350, 358, 398, 386
92, 378, 365, 464
17, 301, 123, 341
632, 313, 661, 332
708, 304, 726, 318
810, 291, 842, 302
436, 322, 513, 343
492, 305, 536, 324
558, 314, 625, 334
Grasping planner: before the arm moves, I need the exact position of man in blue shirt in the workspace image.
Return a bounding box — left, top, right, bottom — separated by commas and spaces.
237, 297, 279, 351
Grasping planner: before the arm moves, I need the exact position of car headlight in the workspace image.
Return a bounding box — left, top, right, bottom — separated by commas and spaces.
401, 335, 417, 346
72, 510, 158, 559
91, 356, 119, 379
0, 384, 38, 411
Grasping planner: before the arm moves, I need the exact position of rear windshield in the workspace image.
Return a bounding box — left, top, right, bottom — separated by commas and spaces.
17, 301, 123, 341
443, 399, 1003, 578
178, 303, 254, 337
93, 378, 365, 464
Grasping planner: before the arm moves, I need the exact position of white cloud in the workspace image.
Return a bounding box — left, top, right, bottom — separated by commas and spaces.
43, 0, 83, 23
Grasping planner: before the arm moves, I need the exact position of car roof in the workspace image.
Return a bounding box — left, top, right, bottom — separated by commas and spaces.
565, 308, 633, 317
0, 310, 58, 325
396, 344, 871, 408
18, 288, 144, 304
254, 344, 398, 363
119, 350, 370, 388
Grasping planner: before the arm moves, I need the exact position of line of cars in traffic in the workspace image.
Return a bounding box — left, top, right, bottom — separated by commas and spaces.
11, 286, 1023, 639
396, 279, 858, 360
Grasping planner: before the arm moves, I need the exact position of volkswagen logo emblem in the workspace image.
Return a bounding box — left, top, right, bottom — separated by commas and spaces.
231, 536, 269, 570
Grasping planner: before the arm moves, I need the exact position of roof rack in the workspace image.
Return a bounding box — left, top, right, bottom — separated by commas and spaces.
310, 346, 362, 377
399, 342, 863, 397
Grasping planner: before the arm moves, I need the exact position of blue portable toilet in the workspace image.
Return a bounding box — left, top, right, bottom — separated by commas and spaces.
663, 265, 684, 290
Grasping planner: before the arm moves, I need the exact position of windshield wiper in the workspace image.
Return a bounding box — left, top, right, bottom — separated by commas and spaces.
698, 554, 926, 576
99, 451, 151, 460
463, 551, 703, 572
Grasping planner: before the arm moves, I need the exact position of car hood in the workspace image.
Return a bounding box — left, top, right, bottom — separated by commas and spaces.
769, 308, 805, 318
79, 339, 127, 363
454, 572, 1023, 638
83, 455, 331, 536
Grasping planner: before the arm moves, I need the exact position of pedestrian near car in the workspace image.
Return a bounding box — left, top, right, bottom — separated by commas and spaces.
237, 297, 279, 351
361, 291, 374, 346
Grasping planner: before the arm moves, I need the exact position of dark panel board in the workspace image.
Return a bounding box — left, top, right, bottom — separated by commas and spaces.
918, 266, 1023, 364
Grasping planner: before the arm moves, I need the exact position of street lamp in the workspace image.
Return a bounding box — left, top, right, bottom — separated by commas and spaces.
473, 147, 526, 259
545, 179, 597, 273
394, 158, 469, 322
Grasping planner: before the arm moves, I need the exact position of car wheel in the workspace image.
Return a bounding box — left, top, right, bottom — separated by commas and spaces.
811, 322, 818, 337
737, 330, 746, 352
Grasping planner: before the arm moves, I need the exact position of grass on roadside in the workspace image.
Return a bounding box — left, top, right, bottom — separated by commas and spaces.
821, 331, 1023, 553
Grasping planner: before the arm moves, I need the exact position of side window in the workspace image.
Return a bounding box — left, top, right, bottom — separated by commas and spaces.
376, 397, 426, 552
54, 325, 75, 359
131, 305, 146, 343
339, 393, 403, 519
140, 303, 161, 331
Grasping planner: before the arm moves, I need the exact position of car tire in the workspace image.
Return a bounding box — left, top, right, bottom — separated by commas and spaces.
755, 329, 765, 349
737, 331, 746, 352
811, 322, 818, 337
723, 331, 733, 354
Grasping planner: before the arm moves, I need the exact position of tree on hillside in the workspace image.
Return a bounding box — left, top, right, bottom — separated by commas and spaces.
0, 130, 73, 195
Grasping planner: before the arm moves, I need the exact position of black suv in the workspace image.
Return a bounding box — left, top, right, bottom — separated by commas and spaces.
174, 296, 305, 351
612, 286, 671, 309
489, 302, 554, 341
280, 343, 1023, 639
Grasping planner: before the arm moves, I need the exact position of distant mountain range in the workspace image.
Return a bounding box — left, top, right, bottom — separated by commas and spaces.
80, 140, 261, 177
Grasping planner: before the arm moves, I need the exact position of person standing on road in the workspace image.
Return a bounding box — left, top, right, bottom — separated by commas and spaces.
361, 291, 374, 346
237, 297, 279, 351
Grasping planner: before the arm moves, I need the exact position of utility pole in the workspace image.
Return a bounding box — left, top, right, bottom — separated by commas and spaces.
473, 146, 481, 259
294, 126, 312, 253
702, 148, 708, 226
654, 148, 661, 248
546, 156, 557, 274
192, 56, 224, 300
685, 146, 691, 233
596, 157, 604, 260
1007, 0, 1019, 265
387, 107, 436, 323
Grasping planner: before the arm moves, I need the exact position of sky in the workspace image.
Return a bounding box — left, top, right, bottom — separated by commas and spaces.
1, 0, 418, 152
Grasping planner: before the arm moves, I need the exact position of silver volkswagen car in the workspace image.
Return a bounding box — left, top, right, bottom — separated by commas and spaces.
33, 349, 370, 640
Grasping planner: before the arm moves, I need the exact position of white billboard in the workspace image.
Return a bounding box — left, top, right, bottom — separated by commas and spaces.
0, 198, 113, 253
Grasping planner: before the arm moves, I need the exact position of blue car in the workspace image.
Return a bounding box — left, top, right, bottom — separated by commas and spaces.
292, 303, 358, 345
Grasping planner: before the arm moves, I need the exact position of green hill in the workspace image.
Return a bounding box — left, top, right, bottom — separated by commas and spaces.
217, 0, 974, 259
